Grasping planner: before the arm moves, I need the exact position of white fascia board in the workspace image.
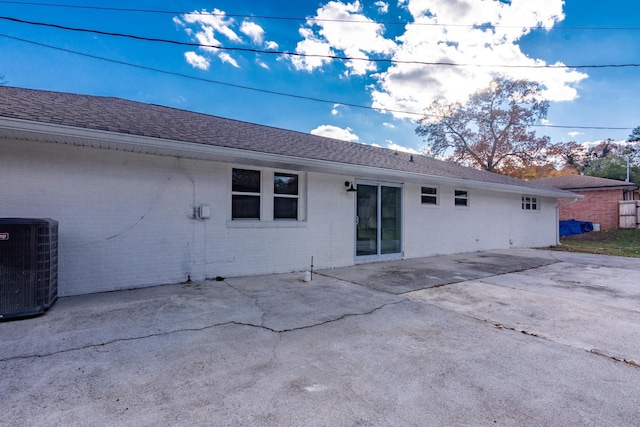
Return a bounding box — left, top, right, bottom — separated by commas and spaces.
0, 117, 578, 199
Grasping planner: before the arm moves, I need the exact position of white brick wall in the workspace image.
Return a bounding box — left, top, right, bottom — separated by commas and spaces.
1, 140, 357, 295
1, 139, 558, 296
403, 183, 557, 257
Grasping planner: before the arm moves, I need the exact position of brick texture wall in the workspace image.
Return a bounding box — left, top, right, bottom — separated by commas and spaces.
559, 189, 623, 230
2, 138, 560, 296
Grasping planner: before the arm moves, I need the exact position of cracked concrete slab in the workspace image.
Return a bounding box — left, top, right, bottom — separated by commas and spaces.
409, 276, 640, 364
0, 272, 402, 361
223, 273, 404, 332
2, 249, 640, 426
317, 252, 556, 294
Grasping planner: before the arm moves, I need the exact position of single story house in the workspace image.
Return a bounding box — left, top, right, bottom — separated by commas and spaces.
534, 175, 639, 230
1, 86, 576, 296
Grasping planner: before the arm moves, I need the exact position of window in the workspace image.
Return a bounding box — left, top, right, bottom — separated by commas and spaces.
274, 173, 299, 219
454, 190, 468, 207
230, 169, 304, 222
232, 169, 261, 219
522, 196, 539, 210
421, 186, 438, 205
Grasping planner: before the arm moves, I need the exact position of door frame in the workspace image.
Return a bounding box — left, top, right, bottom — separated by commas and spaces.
354, 180, 403, 261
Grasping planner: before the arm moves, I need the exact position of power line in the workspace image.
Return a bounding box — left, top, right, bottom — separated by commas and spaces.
1, 0, 640, 31
0, 32, 634, 131
536, 125, 632, 130
2, 16, 640, 70
0, 32, 420, 116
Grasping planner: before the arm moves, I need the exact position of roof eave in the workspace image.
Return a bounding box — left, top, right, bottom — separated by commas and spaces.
561, 185, 639, 191
0, 117, 577, 199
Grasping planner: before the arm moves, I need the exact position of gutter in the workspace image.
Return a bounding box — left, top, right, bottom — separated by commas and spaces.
562, 185, 640, 191
0, 116, 577, 199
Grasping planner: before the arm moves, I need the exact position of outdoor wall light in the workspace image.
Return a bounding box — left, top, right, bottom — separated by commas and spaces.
345, 181, 358, 192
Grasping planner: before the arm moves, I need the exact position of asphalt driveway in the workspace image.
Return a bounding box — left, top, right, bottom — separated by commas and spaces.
2, 249, 640, 426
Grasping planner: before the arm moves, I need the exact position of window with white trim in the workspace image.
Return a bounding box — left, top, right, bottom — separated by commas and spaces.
421, 186, 438, 205
231, 168, 306, 223
232, 168, 261, 219
522, 196, 539, 211
454, 190, 468, 207
274, 173, 299, 220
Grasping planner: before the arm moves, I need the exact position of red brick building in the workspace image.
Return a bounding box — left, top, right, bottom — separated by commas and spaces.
534, 175, 639, 230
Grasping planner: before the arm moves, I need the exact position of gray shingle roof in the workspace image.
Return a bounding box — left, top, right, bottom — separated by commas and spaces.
0, 86, 571, 196
534, 174, 639, 190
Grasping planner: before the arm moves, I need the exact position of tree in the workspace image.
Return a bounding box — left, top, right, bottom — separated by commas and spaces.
581, 139, 640, 183
628, 126, 640, 143
497, 162, 568, 180
416, 76, 561, 175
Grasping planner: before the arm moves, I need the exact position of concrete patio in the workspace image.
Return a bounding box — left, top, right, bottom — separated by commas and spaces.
2, 249, 640, 426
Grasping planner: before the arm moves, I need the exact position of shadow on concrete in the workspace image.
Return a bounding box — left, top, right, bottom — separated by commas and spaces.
317, 252, 557, 294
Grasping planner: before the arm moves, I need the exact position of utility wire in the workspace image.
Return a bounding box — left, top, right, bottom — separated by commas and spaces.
2, 16, 640, 70
0, 32, 421, 117
0, 32, 633, 131
1, 0, 640, 31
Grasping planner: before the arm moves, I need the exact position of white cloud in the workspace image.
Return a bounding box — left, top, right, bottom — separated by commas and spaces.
181, 10, 242, 43
291, 1, 397, 76
311, 125, 360, 141
375, 1, 389, 13
568, 131, 582, 138
370, 0, 587, 118
331, 103, 341, 115
219, 52, 240, 68
184, 51, 210, 70
387, 141, 418, 154
290, 0, 587, 118
176, 9, 273, 69
290, 28, 335, 72
383, 122, 396, 129
240, 21, 265, 44
192, 25, 221, 52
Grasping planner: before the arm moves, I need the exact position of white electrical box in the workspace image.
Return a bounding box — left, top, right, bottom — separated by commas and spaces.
197, 205, 211, 219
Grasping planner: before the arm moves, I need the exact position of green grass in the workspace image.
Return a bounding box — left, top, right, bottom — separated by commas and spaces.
551, 229, 640, 258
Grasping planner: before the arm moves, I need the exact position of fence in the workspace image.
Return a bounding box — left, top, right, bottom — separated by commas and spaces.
619, 201, 640, 229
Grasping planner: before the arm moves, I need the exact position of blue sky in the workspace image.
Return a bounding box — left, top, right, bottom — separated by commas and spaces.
1, 0, 639, 155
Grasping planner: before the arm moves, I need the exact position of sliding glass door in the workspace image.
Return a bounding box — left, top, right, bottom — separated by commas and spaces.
356, 182, 402, 258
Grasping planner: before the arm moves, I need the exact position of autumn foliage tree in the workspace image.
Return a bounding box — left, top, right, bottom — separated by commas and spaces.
581, 139, 640, 183
416, 76, 568, 176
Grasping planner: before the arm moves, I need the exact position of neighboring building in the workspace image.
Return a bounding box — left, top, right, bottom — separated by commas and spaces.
1, 86, 575, 296
534, 175, 639, 230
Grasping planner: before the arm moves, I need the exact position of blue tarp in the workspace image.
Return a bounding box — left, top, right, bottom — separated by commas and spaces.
559, 219, 594, 237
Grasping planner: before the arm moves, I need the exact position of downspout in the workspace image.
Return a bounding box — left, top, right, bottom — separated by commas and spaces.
555, 203, 559, 246
176, 158, 198, 281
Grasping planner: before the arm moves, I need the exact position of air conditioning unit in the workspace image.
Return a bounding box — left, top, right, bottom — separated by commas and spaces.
0, 218, 58, 320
